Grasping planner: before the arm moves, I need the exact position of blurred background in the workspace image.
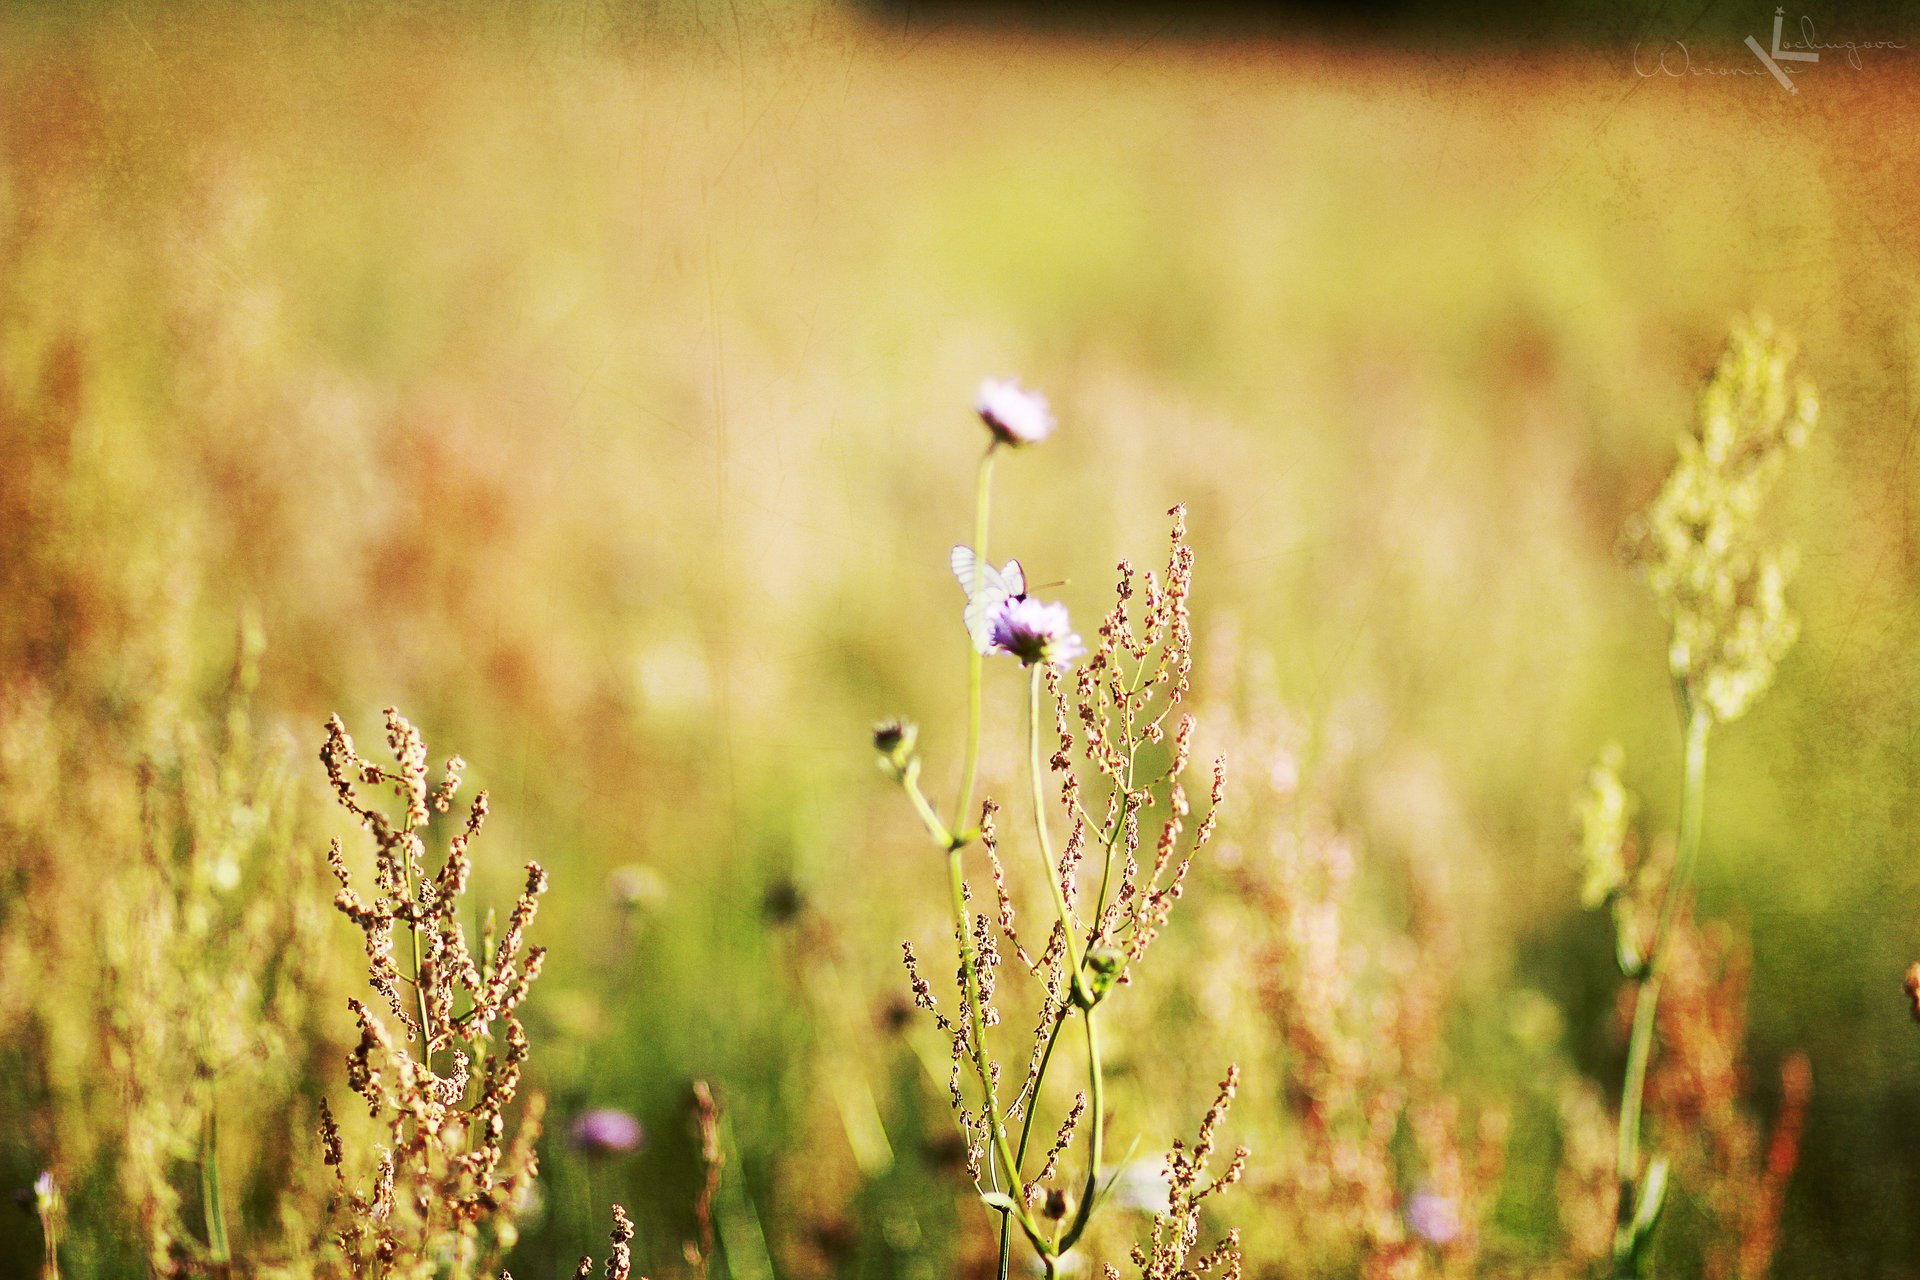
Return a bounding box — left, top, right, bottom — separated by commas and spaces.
1, 1, 1917, 1276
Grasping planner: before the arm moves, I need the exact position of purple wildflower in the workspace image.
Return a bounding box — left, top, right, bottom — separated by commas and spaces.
975, 378, 1054, 447
987, 596, 1085, 668
570, 1108, 645, 1156
1404, 1188, 1461, 1247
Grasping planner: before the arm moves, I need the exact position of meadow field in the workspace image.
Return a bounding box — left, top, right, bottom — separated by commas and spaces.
3, 3, 1920, 1277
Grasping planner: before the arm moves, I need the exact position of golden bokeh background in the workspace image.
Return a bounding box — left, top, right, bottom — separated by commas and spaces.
3, 3, 1919, 1275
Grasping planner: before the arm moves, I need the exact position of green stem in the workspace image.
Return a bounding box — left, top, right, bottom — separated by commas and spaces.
201, 1099, 231, 1266
1005, 664, 1143, 1280
1055, 1008, 1104, 1255
946, 846, 1048, 1255
1001, 1009, 1071, 1278
951, 444, 999, 843
1003, 656, 1153, 1275
1028, 666, 1088, 997
401, 826, 434, 1062
901, 771, 956, 850
1087, 651, 1158, 938
1612, 707, 1712, 1276
1025, 664, 1107, 1265
1012, 1016, 1070, 1159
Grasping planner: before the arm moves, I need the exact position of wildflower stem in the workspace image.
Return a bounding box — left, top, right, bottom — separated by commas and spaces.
1612, 706, 1712, 1276
1028, 665, 1087, 998
401, 824, 435, 1060
951, 444, 999, 843
945, 844, 1047, 1255
1055, 1007, 1104, 1255
900, 771, 956, 850
1088, 655, 1158, 937
1000, 1003, 1075, 1277
200, 1100, 231, 1265
1026, 663, 1104, 1265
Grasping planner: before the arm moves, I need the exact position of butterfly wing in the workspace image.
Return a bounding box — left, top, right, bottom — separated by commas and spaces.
950, 545, 982, 594
952, 545, 1012, 654
962, 594, 1002, 654
1001, 558, 1025, 599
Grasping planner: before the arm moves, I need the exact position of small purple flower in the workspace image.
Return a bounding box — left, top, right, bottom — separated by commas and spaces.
570, 1108, 645, 1156
987, 596, 1085, 669
1404, 1188, 1461, 1247
975, 378, 1054, 447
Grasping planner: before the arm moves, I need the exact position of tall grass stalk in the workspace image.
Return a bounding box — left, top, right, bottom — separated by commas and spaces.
1611, 709, 1709, 1277
199, 1102, 231, 1266
1597, 316, 1816, 1277
952, 443, 1000, 845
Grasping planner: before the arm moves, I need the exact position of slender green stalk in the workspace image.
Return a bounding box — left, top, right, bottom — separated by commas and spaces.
951, 444, 999, 844
946, 844, 1049, 1254
1025, 664, 1105, 1262
999, 655, 1156, 1278
715, 1109, 780, 1280
201, 1100, 231, 1266
1000, 1006, 1072, 1278
1612, 707, 1712, 1276
1028, 666, 1088, 995
400, 820, 435, 1062
1088, 655, 1156, 938
901, 771, 956, 850
1055, 1008, 1104, 1254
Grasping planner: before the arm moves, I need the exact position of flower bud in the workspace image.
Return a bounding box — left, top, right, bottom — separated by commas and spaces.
871, 718, 919, 781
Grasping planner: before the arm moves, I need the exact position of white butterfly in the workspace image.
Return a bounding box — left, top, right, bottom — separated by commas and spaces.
950, 545, 1026, 655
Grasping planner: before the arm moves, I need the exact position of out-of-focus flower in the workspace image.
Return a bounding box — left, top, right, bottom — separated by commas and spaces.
1104, 1159, 1173, 1215
1507, 988, 1567, 1056
975, 378, 1054, 447
608, 864, 666, 911
1575, 742, 1632, 909
987, 596, 1084, 668
1622, 316, 1816, 725
1405, 1187, 1461, 1246
570, 1108, 645, 1156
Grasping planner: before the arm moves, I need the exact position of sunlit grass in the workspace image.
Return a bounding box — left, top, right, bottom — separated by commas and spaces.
2, 4, 1918, 1275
